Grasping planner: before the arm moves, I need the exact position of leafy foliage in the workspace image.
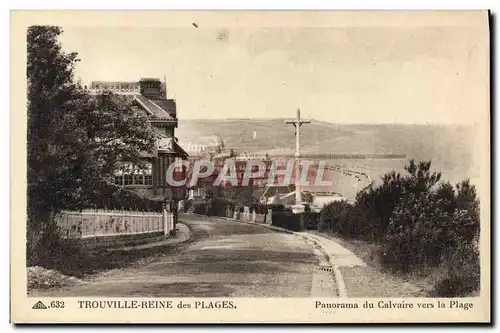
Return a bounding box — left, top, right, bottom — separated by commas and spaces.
318, 200, 352, 233
323, 159, 443, 242
303, 191, 314, 204
432, 243, 480, 297
271, 211, 301, 231
315, 158, 480, 296
27, 26, 156, 260
300, 211, 320, 230
28, 26, 155, 210
382, 178, 480, 273
198, 185, 257, 217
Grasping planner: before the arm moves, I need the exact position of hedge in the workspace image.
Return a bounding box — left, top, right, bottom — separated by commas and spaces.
250, 203, 268, 214
271, 211, 301, 231
299, 212, 320, 230
79, 181, 163, 212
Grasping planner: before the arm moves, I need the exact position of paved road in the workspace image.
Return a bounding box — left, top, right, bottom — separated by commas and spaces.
32, 215, 337, 297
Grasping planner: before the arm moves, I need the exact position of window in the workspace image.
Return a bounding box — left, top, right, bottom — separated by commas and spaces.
145, 175, 153, 186
134, 175, 144, 185
114, 175, 123, 186
174, 157, 183, 172
124, 174, 133, 185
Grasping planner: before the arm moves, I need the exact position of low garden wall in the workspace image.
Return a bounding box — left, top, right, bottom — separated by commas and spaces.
54, 208, 175, 247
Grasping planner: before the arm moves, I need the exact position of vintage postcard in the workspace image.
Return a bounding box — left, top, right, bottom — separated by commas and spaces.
11, 10, 490, 323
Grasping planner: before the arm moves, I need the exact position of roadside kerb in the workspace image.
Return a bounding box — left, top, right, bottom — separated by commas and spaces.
184, 213, 349, 297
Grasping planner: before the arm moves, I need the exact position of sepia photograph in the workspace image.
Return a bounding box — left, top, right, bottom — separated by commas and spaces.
11, 10, 490, 323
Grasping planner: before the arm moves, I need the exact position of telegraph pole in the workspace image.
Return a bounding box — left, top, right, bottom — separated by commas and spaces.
285, 108, 310, 207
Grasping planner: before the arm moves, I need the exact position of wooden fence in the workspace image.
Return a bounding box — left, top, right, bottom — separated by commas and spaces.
55, 209, 174, 239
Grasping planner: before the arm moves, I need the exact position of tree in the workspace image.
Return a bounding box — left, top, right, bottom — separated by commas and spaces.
223, 186, 255, 206
404, 159, 441, 193
28, 26, 79, 221
48, 92, 157, 208
318, 200, 352, 233
383, 179, 480, 277
27, 26, 156, 254
339, 159, 443, 241
303, 191, 314, 204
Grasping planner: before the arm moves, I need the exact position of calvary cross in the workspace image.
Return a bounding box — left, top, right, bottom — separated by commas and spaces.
285, 108, 310, 206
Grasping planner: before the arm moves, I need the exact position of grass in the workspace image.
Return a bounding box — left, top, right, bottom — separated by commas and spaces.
325, 234, 481, 297
310, 230, 434, 296
28, 224, 199, 280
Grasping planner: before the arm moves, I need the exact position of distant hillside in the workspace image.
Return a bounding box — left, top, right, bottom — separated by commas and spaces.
176, 119, 479, 190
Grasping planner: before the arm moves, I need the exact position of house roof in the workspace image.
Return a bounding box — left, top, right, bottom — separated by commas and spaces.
139, 78, 161, 82
156, 136, 189, 158
134, 95, 175, 120
91, 81, 139, 87
151, 99, 176, 115
174, 140, 189, 158
259, 185, 295, 202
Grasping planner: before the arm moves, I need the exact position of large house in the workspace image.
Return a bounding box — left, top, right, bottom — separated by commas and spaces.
89, 78, 189, 203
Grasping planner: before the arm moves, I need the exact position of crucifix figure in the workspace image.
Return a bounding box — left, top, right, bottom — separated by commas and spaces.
285, 108, 310, 206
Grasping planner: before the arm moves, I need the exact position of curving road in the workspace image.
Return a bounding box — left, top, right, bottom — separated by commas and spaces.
33, 214, 337, 297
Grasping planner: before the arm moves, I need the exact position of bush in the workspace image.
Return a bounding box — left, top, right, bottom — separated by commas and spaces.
382, 192, 444, 272
82, 181, 164, 212
340, 160, 442, 242
250, 203, 267, 215
192, 202, 209, 215
432, 243, 480, 297
271, 211, 301, 231
207, 197, 231, 217
189, 196, 234, 218
313, 159, 480, 297
318, 201, 352, 234
299, 211, 320, 230
267, 204, 285, 212
183, 199, 193, 213
272, 210, 320, 231
28, 221, 90, 276
379, 179, 480, 296
382, 180, 480, 275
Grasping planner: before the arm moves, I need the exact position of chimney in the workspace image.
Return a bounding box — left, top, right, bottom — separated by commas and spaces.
163, 75, 167, 99
139, 78, 162, 99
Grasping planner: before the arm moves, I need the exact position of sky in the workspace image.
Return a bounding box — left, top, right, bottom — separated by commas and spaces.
59, 16, 488, 124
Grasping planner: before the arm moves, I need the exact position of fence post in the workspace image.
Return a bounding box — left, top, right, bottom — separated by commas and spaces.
157, 212, 160, 232
96, 208, 101, 238
91, 209, 96, 240
130, 209, 135, 234
163, 203, 169, 237
121, 209, 126, 234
